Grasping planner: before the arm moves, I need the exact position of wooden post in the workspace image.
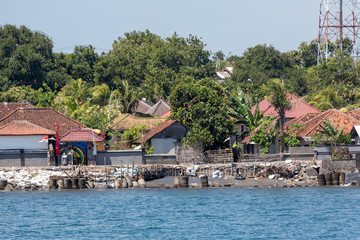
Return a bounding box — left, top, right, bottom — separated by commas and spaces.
120, 161, 122, 179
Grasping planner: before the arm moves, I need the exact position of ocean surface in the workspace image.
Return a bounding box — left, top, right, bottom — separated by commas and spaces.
1, 187, 360, 240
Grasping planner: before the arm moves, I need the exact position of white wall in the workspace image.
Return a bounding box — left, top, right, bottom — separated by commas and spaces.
0, 135, 48, 150
151, 138, 177, 154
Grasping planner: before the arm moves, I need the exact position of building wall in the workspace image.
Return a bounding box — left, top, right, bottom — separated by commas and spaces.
0, 135, 48, 150
0, 151, 47, 167
145, 154, 176, 164
151, 138, 178, 154
96, 150, 143, 165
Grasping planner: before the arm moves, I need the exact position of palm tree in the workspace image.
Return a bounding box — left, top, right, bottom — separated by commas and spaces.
89, 84, 111, 106
308, 87, 342, 111
317, 118, 344, 155
111, 80, 143, 114
266, 78, 292, 153
227, 88, 271, 138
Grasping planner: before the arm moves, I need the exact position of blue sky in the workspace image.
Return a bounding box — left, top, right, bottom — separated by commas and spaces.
0, 0, 319, 56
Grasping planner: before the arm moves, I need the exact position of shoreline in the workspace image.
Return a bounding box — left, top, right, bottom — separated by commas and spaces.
0, 160, 357, 192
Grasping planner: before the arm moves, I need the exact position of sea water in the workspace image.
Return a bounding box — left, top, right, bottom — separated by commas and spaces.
0, 187, 360, 239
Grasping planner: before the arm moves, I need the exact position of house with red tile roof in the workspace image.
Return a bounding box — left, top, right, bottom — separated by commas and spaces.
60, 129, 105, 142
0, 101, 35, 119
136, 120, 188, 154
285, 109, 360, 145
0, 121, 55, 150
253, 92, 321, 122
0, 107, 86, 136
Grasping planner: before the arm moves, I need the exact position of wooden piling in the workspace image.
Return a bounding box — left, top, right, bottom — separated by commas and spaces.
78, 178, 86, 189
200, 176, 209, 187
317, 174, 325, 186
63, 178, 72, 189
0, 180, 8, 190
180, 176, 189, 187
49, 179, 58, 188
173, 176, 180, 187
332, 173, 340, 185
339, 172, 346, 184
72, 178, 79, 189
325, 173, 333, 185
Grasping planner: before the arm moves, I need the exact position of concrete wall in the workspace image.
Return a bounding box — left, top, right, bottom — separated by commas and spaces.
289, 147, 314, 154
145, 154, 176, 164
151, 138, 178, 154
0, 135, 48, 150
0, 150, 47, 167
315, 145, 360, 160
96, 150, 143, 165
321, 159, 358, 173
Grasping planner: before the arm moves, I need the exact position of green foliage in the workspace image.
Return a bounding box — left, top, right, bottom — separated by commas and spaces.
266, 79, 292, 152
284, 133, 300, 148
310, 118, 351, 154
170, 78, 234, 151
226, 87, 270, 138
95, 30, 214, 98
122, 124, 146, 147
250, 126, 275, 154
332, 147, 353, 159
75, 105, 116, 132
0, 25, 55, 90
146, 146, 154, 155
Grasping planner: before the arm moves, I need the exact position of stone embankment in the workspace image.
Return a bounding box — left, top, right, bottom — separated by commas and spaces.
0, 160, 357, 191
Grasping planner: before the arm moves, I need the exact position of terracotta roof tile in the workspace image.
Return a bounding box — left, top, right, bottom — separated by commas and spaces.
0, 108, 86, 136
60, 129, 105, 142
0, 121, 55, 136
112, 114, 166, 131
253, 92, 321, 119
0, 102, 35, 119
293, 109, 360, 137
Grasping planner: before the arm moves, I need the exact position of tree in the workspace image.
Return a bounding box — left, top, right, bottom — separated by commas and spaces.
64, 45, 99, 84
170, 78, 234, 151
311, 118, 351, 156
226, 88, 270, 138
266, 79, 292, 153
94, 30, 214, 98
111, 80, 143, 114
0, 24, 55, 90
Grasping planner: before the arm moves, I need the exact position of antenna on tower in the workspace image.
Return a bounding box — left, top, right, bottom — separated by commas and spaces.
317, 0, 360, 64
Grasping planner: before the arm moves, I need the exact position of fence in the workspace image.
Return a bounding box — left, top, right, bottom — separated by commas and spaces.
176, 147, 233, 164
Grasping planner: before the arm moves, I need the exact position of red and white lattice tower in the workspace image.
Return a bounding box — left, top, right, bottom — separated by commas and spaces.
318, 0, 360, 63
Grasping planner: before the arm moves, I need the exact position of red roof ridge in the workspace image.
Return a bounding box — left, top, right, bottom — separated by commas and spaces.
0, 120, 56, 135
300, 109, 360, 137
300, 109, 335, 136
288, 93, 321, 113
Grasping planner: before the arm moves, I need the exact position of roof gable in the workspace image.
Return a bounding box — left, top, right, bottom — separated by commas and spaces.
0, 108, 86, 136
60, 129, 105, 142
0, 102, 35, 119
145, 100, 171, 116
136, 120, 186, 143
0, 121, 55, 136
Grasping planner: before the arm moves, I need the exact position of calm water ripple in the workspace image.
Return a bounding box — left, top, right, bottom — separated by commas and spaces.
1, 187, 360, 239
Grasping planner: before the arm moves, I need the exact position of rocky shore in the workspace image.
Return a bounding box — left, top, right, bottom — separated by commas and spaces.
0, 160, 355, 192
